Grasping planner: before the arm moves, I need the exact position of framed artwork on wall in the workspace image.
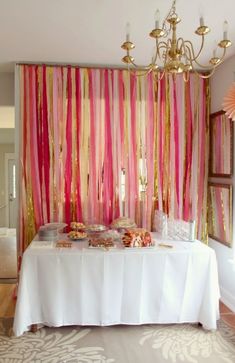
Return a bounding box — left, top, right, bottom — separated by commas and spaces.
209, 110, 233, 178
208, 183, 233, 247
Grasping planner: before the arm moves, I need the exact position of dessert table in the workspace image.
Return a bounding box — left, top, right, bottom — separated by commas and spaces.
13, 233, 220, 336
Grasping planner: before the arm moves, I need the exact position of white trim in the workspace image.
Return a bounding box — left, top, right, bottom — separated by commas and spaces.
220, 285, 235, 312
5, 152, 15, 228
15, 65, 20, 262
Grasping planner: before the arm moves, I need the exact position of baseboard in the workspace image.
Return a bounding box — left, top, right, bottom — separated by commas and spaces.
0, 278, 17, 284
220, 286, 235, 312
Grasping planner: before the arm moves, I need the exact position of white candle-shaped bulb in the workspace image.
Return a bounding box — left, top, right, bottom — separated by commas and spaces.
126, 22, 131, 42
223, 20, 228, 40
155, 9, 160, 29
200, 16, 204, 27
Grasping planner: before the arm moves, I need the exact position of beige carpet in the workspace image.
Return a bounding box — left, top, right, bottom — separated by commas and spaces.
0, 319, 235, 363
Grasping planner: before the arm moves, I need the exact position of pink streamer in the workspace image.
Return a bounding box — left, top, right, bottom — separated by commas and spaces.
103, 70, 114, 224
42, 65, 50, 221
75, 68, 82, 221
64, 67, 72, 224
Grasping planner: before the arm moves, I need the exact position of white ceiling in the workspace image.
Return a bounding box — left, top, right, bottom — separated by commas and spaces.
0, 0, 234, 72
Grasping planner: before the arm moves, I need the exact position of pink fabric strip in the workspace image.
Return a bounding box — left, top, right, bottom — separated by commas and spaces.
158, 77, 165, 211
103, 69, 114, 224
28, 66, 43, 228
197, 79, 206, 236
129, 73, 137, 221
146, 73, 155, 229
88, 69, 98, 222
42, 65, 50, 221
183, 77, 193, 221
118, 70, 125, 169
173, 76, 180, 215
64, 67, 73, 224
75, 68, 82, 221
52, 67, 60, 222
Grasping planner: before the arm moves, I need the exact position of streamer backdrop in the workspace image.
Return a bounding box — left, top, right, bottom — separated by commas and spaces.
18, 65, 209, 254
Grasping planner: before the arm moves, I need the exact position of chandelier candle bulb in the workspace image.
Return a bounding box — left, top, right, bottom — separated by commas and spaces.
126, 22, 131, 42
155, 9, 160, 29
200, 16, 205, 27
223, 20, 228, 40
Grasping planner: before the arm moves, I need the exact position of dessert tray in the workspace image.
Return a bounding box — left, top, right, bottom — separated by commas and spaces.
88, 237, 115, 250
86, 224, 107, 233
44, 222, 67, 231
110, 217, 137, 230
70, 221, 86, 230
56, 240, 72, 248
122, 228, 153, 248
67, 230, 88, 240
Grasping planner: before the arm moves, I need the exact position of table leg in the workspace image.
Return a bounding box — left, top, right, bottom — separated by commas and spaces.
30, 324, 38, 333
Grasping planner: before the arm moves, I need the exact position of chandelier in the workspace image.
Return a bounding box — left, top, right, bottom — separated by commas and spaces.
121, 0, 232, 80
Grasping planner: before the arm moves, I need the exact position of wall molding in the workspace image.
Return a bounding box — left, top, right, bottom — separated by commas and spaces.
220, 285, 235, 312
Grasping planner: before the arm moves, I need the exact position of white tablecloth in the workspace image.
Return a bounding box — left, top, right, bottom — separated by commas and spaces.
13, 233, 220, 336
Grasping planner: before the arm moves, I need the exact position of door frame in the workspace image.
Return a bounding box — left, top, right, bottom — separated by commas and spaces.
5, 152, 15, 228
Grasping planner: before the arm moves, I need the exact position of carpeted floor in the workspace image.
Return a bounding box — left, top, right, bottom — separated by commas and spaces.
0, 319, 235, 363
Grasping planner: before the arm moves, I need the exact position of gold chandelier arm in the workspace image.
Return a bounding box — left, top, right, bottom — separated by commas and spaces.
183, 37, 205, 62
183, 44, 214, 69
187, 44, 226, 69
152, 39, 159, 65
189, 63, 217, 79
130, 68, 153, 77
157, 41, 169, 49
128, 58, 153, 71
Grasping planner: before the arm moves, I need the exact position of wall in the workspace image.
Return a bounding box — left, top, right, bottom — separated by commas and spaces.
0, 73, 14, 106
210, 54, 235, 311
0, 72, 15, 227
0, 143, 14, 226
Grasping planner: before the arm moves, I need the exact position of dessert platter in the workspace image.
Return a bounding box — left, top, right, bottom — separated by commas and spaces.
56, 240, 72, 248
122, 228, 154, 248
88, 237, 115, 250
86, 224, 107, 233
70, 221, 86, 231
68, 230, 88, 240
110, 217, 137, 232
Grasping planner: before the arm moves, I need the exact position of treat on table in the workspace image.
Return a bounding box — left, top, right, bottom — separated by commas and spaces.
88, 237, 114, 248
122, 228, 153, 248
56, 240, 72, 248
70, 221, 86, 230
68, 230, 87, 240
110, 217, 137, 230
86, 224, 107, 232
99, 229, 120, 240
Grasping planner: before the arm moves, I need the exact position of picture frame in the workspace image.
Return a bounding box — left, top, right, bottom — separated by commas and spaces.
209, 110, 233, 178
208, 183, 233, 247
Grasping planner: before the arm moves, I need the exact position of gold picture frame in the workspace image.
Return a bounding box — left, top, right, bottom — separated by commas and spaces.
209, 110, 233, 178
208, 183, 233, 247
